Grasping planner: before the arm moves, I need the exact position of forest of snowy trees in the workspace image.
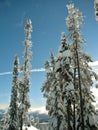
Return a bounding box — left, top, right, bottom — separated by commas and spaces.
1, 1, 98, 130
42, 2, 98, 130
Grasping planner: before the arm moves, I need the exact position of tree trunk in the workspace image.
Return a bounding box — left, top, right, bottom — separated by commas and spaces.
67, 99, 72, 130
20, 114, 23, 130
73, 101, 76, 130
75, 39, 84, 130
73, 67, 76, 130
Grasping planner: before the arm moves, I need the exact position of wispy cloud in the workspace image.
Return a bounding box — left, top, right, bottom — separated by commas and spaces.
91, 87, 98, 109
29, 106, 48, 114
89, 61, 98, 67
0, 104, 48, 114
0, 68, 45, 76
89, 61, 98, 74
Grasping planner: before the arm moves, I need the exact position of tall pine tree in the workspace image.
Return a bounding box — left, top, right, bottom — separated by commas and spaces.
18, 19, 32, 130
66, 2, 98, 130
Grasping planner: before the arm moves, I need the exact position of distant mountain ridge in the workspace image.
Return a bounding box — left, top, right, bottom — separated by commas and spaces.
0, 109, 5, 120
0, 109, 49, 123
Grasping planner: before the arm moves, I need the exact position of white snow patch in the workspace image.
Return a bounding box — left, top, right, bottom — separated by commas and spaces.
23, 125, 39, 130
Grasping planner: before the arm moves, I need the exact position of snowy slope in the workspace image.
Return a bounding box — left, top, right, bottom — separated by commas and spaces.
23, 125, 39, 130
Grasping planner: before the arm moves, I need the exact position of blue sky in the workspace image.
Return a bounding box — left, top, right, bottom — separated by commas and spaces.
0, 0, 98, 111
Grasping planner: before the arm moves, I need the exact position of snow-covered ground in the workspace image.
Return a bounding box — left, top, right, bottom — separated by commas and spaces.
23, 125, 39, 130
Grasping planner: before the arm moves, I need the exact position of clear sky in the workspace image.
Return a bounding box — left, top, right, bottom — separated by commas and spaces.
0, 0, 98, 112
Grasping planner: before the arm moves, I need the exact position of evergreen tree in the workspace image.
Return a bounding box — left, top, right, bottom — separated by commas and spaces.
42, 55, 66, 130
50, 56, 65, 130
42, 33, 74, 130
18, 19, 32, 130
51, 32, 76, 130
7, 56, 19, 130
66, 2, 98, 130
58, 32, 74, 130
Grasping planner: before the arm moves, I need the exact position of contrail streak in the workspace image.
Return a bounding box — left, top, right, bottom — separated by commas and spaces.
0, 68, 45, 76
0, 72, 12, 76
31, 68, 45, 72
0, 61, 98, 76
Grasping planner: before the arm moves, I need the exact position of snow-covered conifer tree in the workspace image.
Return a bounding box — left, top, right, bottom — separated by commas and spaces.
7, 56, 19, 130
42, 52, 66, 130
50, 53, 66, 130
42, 33, 75, 130
58, 32, 74, 130
18, 19, 32, 130
66, 3, 98, 130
